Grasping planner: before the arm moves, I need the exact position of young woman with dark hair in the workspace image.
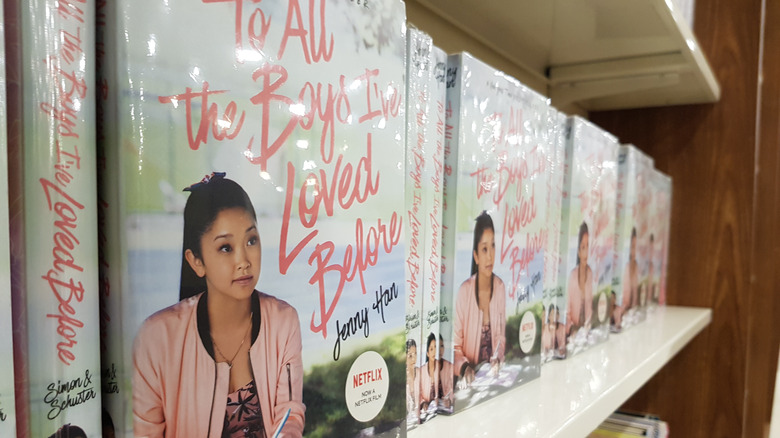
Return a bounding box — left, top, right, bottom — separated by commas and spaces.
133, 173, 305, 438
453, 211, 506, 386
566, 221, 593, 338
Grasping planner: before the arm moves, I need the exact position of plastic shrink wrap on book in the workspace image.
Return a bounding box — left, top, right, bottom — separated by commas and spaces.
558, 117, 616, 357
7, 0, 103, 435
100, 0, 408, 436
441, 52, 546, 412
541, 110, 566, 362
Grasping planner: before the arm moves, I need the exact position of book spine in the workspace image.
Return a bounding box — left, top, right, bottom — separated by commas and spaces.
14, 0, 102, 436
542, 110, 566, 362
440, 52, 463, 405
659, 174, 672, 305
0, 0, 18, 433
404, 26, 427, 428
96, 0, 127, 434
556, 116, 574, 359
427, 43, 447, 413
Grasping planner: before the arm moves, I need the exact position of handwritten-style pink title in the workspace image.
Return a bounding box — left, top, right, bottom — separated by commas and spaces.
159, 0, 403, 339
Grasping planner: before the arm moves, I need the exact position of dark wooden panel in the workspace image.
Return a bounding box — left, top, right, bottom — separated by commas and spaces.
590, 0, 762, 435
744, 0, 780, 436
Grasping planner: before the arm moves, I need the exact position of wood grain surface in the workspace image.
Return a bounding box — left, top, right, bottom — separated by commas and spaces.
590, 0, 764, 435
744, 0, 780, 436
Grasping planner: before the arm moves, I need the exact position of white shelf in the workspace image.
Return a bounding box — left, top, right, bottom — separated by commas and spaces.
407, 0, 720, 111
409, 306, 712, 437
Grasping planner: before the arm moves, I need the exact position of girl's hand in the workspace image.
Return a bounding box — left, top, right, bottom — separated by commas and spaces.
462, 365, 475, 386
489, 357, 500, 377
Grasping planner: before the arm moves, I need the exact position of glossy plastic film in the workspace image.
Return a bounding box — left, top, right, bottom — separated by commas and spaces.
441, 52, 547, 413
404, 25, 430, 429
558, 116, 613, 358
541, 109, 566, 363
612, 144, 643, 332
101, 0, 408, 436
14, 0, 102, 436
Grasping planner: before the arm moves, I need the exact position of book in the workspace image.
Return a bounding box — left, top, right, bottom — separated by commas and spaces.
657, 172, 672, 305
646, 168, 665, 310
589, 127, 619, 346
426, 43, 447, 416
559, 116, 611, 357
541, 109, 566, 362
96, 0, 126, 434
612, 145, 643, 332
588, 411, 670, 438
405, 30, 449, 427
404, 25, 429, 429
441, 52, 544, 412
7, 0, 103, 436
101, 0, 408, 436
0, 0, 17, 433
635, 151, 655, 323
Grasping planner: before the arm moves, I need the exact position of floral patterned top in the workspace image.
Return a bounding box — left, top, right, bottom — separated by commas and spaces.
223, 380, 265, 438
478, 323, 493, 363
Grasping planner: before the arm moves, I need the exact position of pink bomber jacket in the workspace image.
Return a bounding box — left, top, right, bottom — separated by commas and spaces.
453, 274, 506, 376
567, 265, 593, 330
419, 362, 438, 404
132, 291, 305, 438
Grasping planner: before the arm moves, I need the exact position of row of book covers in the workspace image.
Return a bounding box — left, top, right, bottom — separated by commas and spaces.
0, 0, 673, 436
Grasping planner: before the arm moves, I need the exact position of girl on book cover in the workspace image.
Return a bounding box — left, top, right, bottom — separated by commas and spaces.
419, 332, 439, 416
649, 233, 657, 302
437, 334, 453, 410
567, 221, 593, 338
542, 305, 566, 358
542, 305, 556, 356
406, 339, 420, 426
453, 211, 506, 386
617, 228, 639, 327
133, 173, 305, 438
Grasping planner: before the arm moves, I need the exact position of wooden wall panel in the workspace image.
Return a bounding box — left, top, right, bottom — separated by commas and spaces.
745, 0, 780, 436
590, 0, 763, 435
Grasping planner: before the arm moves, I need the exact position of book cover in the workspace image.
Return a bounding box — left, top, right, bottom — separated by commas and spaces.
646, 168, 661, 311
611, 145, 643, 332
635, 152, 655, 323
647, 168, 672, 309
441, 52, 544, 412
7, 0, 103, 436
0, 0, 17, 433
559, 116, 604, 357
102, 0, 408, 436
589, 127, 619, 346
403, 25, 429, 429
541, 109, 566, 362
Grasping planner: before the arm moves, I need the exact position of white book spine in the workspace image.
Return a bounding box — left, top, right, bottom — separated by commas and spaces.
440, 52, 463, 405
404, 26, 428, 428
426, 44, 447, 413
15, 0, 103, 435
